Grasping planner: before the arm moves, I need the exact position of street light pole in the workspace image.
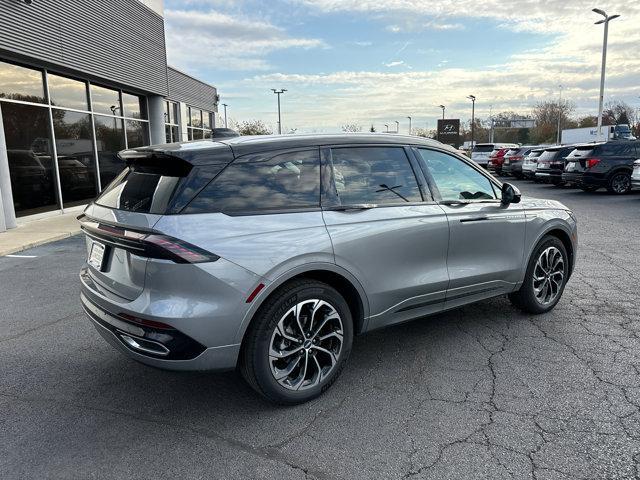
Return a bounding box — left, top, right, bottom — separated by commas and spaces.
593, 8, 620, 136
394, 120, 399, 133
384, 124, 389, 133
467, 95, 476, 149
406, 116, 412, 135
438, 105, 445, 119
222, 103, 228, 128
271, 88, 287, 134
556, 86, 563, 144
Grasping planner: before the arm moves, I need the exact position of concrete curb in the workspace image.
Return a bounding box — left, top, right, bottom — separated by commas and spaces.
0, 231, 82, 257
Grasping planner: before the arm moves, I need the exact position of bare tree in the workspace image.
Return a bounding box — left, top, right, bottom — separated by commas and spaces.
236, 120, 272, 135
530, 100, 575, 144
341, 123, 363, 133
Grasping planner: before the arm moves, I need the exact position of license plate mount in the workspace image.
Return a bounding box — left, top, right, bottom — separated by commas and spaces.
88, 241, 106, 271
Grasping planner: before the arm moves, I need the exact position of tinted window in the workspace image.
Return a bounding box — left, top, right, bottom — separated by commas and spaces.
94, 114, 125, 187
566, 146, 593, 159
538, 150, 559, 161
125, 120, 148, 148
418, 149, 497, 201
527, 150, 543, 158
47, 73, 88, 110
473, 144, 494, 153
91, 84, 121, 115
185, 149, 320, 214
330, 147, 422, 205
598, 143, 637, 156
0, 61, 45, 103
122, 92, 145, 119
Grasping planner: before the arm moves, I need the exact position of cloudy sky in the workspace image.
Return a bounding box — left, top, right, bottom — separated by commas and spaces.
163, 0, 640, 133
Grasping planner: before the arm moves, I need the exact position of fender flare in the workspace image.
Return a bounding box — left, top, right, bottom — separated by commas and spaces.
233, 262, 370, 344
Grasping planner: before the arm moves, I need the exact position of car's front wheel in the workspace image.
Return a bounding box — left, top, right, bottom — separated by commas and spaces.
509, 235, 569, 314
241, 279, 353, 404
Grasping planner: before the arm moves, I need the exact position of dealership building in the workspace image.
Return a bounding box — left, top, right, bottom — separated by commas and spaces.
0, 0, 219, 232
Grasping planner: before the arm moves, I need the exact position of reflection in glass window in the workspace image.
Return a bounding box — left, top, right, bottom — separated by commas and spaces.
91, 84, 121, 116
1, 102, 58, 216
125, 120, 148, 148
330, 147, 422, 205
94, 114, 125, 188
52, 110, 97, 205
47, 73, 88, 111
202, 112, 210, 128
0, 61, 46, 103
122, 92, 144, 119
418, 149, 497, 201
185, 150, 320, 214
190, 107, 202, 128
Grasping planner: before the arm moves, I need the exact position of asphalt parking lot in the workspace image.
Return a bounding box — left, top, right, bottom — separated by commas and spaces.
1, 180, 640, 480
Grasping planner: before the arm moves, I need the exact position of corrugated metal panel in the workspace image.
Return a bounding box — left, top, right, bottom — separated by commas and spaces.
167, 67, 218, 112
0, 0, 168, 96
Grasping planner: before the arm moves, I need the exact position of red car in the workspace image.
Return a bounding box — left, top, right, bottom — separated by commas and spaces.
487, 148, 511, 175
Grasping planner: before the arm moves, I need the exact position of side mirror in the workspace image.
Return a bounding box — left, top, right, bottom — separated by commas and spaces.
501, 183, 521, 205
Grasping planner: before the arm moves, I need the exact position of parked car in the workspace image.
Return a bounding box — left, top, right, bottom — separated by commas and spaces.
632, 159, 640, 190
562, 140, 640, 194
79, 133, 577, 404
502, 146, 538, 179
522, 148, 545, 179
471, 143, 517, 168
487, 145, 518, 175
535, 145, 576, 185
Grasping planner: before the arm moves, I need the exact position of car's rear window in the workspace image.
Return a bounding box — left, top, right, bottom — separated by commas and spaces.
183, 149, 320, 215
538, 150, 560, 161
473, 144, 494, 153
566, 146, 594, 159
96, 161, 224, 214
526, 150, 543, 158
505, 149, 519, 155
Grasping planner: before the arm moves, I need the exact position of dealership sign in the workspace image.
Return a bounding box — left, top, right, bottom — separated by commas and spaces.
437, 119, 460, 147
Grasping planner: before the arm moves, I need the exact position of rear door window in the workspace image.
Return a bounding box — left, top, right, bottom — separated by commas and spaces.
329, 147, 423, 205
598, 143, 636, 156
184, 149, 320, 214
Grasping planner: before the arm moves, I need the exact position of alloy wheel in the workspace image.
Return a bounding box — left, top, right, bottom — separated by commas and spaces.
533, 246, 565, 305
610, 173, 630, 194
269, 299, 344, 391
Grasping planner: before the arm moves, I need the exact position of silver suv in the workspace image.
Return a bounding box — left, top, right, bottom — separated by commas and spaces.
79, 134, 577, 404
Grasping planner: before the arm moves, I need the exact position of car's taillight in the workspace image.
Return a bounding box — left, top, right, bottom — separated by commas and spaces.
586, 158, 601, 169
633, 159, 640, 167
78, 215, 219, 264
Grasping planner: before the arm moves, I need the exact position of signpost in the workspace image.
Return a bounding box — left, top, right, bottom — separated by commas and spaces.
437, 119, 461, 148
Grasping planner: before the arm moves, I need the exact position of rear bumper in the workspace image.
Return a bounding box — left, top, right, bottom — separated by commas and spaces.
535, 170, 563, 183
503, 163, 523, 175
79, 259, 262, 371
561, 172, 607, 187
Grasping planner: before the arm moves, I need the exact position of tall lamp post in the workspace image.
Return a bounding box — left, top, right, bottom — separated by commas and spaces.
406, 116, 412, 135
271, 88, 287, 134
556, 85, 563, 144
466, 95, 476, 149
592, 8, 620, 136
438, 105, 445, 119
384, 124, 389, 133
222, 103, 228, 128
394, 120, 399, 133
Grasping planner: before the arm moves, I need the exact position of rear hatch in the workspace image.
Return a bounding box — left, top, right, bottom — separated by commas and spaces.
80, 144, 233, 300
564, 145, 597, 173
502, 148, 521, 166
471, 144, 494, 163
536, 149, 564, 172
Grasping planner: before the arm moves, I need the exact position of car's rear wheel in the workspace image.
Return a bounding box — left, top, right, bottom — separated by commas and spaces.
241, 279, 353, 404
606, 172, 631, 194
509, 235, 569, 314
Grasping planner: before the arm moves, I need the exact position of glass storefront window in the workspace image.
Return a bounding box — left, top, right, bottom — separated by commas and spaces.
202, 112, 210, 129
0, 61, 46, 103
91, 84, 121, 116
1, 102, 58, 216
52, 110, 97, 206
94, 114, 125, 188
47, 73, 88, 111
125, 120, 149, 148
122, 92, 145, 119
190, 108, 202, 128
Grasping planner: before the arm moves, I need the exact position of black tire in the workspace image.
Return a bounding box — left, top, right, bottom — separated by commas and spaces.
606, 171, 632, 194
509, 235, 569, 314
240, 279, 353, 405
580, 185, 598, 192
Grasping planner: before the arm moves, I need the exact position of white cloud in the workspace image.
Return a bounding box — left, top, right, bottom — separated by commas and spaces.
164, 10, 326, 71
383, 60, 405, 67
